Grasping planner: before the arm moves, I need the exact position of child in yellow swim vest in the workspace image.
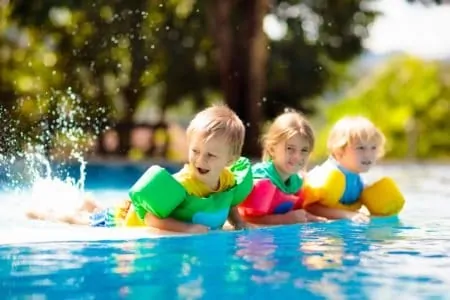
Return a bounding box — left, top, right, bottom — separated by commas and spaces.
238, 110, 326, 225
303, 116, 405, 223
26, 105, 254, 234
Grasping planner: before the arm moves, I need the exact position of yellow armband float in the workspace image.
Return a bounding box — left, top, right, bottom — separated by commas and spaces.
360, 177, 405, 216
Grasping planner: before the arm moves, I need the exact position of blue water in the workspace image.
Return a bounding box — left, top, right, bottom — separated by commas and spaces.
1, 162, 450, 299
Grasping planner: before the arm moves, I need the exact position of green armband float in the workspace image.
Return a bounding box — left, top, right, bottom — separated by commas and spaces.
128, 165, 187, 219
229, 157, 253, 206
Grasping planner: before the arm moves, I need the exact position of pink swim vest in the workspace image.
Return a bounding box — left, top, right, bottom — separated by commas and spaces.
238, 178, 305, 217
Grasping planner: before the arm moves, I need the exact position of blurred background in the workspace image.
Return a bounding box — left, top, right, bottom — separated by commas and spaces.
1, 0, 449, 165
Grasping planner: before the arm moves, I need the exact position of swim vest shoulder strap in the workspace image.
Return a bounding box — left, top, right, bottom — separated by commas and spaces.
128, 165, 187, 219
229, 157, 254, 206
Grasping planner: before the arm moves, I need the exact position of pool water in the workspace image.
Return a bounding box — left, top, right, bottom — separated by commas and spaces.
1, 163, 450, 299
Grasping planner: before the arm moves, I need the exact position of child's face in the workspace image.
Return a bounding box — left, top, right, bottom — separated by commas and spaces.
188, 133, 234, 189
270, 134, 311, 181
337, 138, 379, 173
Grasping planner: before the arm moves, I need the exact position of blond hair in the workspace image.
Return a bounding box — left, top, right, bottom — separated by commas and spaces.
327, 116, 386, 158
262, 110, 315, 161
186, 104, 245, 157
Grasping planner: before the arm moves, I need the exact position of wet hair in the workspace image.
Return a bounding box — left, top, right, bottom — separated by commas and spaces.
186, 104, 245, 157
327, 116, 386, 158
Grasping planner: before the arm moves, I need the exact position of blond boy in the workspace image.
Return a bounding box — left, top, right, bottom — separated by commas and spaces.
303, 116, 405, 222
27, 105, 254, 233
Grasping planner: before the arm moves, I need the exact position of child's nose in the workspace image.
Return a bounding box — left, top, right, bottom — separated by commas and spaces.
197, 155, 208, 165
297, 151, 307, 160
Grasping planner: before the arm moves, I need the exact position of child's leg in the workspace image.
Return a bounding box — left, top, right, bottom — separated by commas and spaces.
56, 211, 91, 225
25, 193, 100, 225
25, 208, 91, 225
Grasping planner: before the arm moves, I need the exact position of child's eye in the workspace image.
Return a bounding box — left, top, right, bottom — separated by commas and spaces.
301, 148, 310, 153
371, 146, 377, 150
356, 146, 365, 150
192, 149, 199, 154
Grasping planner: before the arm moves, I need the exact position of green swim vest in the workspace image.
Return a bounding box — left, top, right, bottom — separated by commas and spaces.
128, 157, 253, 229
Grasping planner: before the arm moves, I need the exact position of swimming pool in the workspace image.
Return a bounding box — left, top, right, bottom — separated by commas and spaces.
1, 162, 449, 299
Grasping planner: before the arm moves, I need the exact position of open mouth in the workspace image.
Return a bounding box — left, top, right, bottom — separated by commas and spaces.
361, 161, 372, 166
196, 167, 210, 175
288, 162, 302, 168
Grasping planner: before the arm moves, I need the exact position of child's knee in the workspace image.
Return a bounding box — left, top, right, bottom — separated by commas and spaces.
58, 212, 90, 225
79, 194, 101, 213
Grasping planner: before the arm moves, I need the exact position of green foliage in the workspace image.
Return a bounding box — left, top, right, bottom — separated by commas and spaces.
5, 0, 377, 118
264, 0, 378, 118
3, 0, 433, 158
313, 56, 450, 160
8, 0, 216, 118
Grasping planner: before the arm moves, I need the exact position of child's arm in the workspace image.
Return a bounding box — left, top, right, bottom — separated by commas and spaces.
227, 207, 254, 229
243, 210, 312, 225
144, 212, 209, 233
306, 203, 369, 223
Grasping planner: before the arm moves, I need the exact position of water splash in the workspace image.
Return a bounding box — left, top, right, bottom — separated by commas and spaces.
0, 88, 106, 217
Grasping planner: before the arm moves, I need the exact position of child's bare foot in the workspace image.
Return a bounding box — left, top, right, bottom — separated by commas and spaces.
25, 209, 48, 221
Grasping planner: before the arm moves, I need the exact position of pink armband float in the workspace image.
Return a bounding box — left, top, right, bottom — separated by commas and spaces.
238, 179, 304, 217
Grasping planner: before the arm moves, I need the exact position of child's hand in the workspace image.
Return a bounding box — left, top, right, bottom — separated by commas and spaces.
186, 224, 209, 234
289, 210, 329, 223
288, 210, 308, 223
234, 222, 257, 230
347, 212, 370, 224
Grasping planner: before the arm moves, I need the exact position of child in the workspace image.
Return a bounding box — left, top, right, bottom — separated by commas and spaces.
237, 110, 326, 225
303, 116, 405, 223
27, 105, 254, 233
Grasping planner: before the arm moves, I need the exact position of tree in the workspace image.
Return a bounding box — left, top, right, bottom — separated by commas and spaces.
314, 55, 450, 159
4, 0, 398, 158
8, 0, 218, 156
205, 0, 377, 156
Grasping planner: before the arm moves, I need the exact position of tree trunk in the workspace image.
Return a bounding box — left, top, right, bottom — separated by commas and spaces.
208, 0, 268, 158
117, 1, 148, 156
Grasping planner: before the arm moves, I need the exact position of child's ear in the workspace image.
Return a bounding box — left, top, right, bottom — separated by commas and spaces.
267, 146, 275, 159
334, 148, 344, 159
226, 155, 238, 166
